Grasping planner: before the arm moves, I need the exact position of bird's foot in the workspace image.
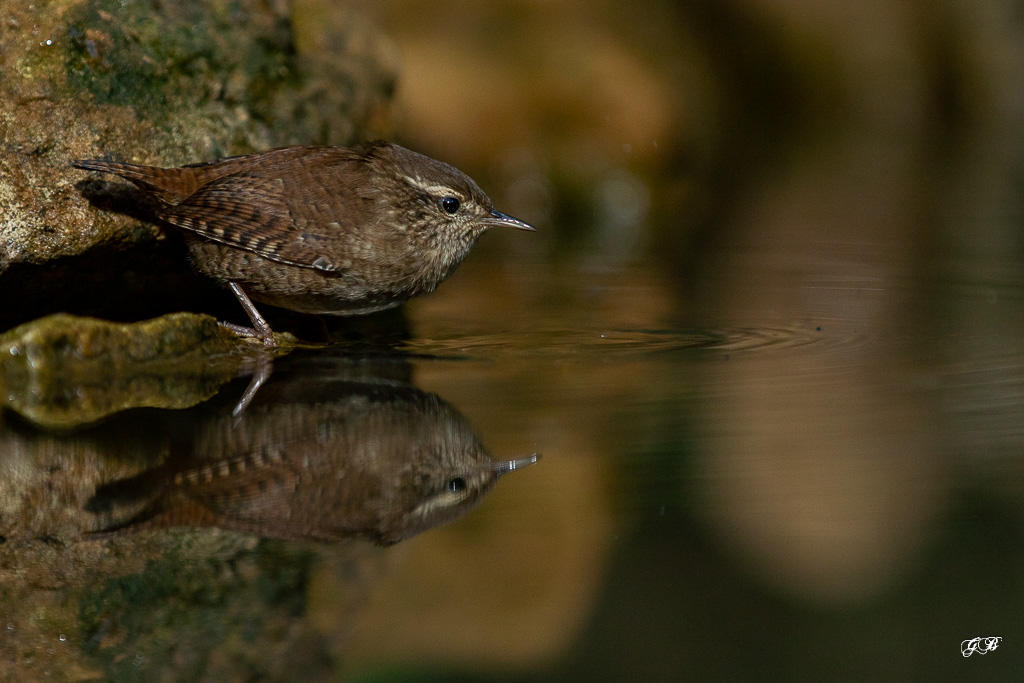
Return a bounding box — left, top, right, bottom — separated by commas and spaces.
218, 320, 276, 347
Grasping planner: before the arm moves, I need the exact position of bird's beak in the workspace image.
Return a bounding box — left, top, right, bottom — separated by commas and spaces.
484, 209, 537, 231
490, 453, 541, 476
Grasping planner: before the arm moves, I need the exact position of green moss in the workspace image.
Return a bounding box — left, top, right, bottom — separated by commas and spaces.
76, 541, 321, 681
0, 313, 247, 428
64, 0, 298, 131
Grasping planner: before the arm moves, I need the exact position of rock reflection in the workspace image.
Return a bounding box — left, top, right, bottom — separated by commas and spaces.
0, 353, 539, 679
88, 359, 538, 545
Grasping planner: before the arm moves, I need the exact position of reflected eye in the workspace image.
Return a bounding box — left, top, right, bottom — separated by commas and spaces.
440, 196, 460, 214
447, 477, 467, 493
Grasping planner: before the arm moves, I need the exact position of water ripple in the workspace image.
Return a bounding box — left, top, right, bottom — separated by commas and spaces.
398, 325, 843, 361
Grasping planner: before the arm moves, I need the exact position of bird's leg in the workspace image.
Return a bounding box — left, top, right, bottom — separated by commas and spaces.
232, 352, 274, 418
220, 282, 277, 347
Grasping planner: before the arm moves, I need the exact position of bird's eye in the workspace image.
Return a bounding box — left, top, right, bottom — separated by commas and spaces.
447, 477, 467, 493
440, 196, 460, 214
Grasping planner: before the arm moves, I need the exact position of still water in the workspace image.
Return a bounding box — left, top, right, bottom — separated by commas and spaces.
3, 237, 1023, 680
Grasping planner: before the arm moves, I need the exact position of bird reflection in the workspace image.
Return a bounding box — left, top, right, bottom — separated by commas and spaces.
87, 360, 538, 545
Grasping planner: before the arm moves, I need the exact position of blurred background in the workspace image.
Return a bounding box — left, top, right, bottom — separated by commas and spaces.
332, 0, 1024, 680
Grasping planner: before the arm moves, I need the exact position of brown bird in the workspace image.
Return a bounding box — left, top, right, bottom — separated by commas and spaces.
87, 376, 540, 545
73, 142, 536, 345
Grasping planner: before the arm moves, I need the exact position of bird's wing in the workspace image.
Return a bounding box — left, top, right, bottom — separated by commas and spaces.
159, 173, 363, 273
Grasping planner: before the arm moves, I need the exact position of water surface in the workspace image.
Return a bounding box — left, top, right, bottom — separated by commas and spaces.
4, 245, 1023, 681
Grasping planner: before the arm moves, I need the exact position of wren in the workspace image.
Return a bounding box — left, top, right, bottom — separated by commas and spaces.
87, 376, 540, 545
72, 142, 536, 345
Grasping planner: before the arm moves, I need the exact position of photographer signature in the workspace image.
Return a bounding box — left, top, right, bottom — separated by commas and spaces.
962, 637, 1001, 657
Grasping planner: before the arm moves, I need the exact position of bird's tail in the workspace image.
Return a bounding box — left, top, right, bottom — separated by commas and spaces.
72, 158, 197, 203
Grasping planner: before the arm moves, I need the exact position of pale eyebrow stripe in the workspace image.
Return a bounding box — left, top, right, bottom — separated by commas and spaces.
402, 176, 462, 197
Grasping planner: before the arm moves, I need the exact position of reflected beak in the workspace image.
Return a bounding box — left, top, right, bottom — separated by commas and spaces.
484, 209, 537, 231
491, 453, 541, 476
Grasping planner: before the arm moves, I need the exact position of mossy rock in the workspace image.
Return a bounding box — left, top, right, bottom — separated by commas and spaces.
0, 312, 247, 428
